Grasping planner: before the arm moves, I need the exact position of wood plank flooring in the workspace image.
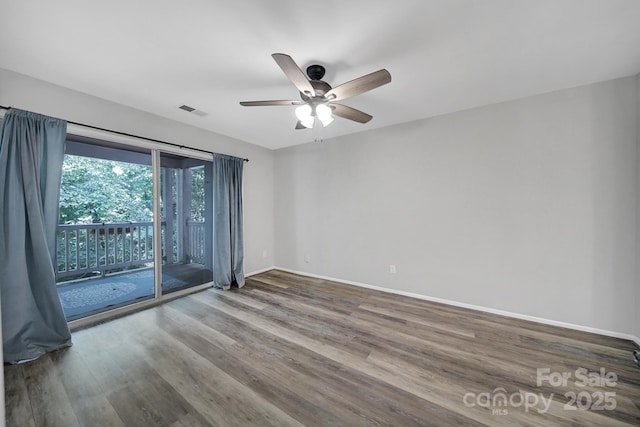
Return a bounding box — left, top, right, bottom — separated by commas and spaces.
5, 270, 640, 426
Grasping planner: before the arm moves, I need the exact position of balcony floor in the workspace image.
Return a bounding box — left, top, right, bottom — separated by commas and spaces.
57, 263, 212, 321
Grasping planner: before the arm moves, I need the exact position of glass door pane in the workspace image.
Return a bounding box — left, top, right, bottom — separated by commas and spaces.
160, 153, 212, 294
56, 139, 155, 320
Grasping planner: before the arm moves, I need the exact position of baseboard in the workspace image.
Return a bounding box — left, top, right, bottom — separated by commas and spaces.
246, 266, 277, 277
273, 267, 640, 348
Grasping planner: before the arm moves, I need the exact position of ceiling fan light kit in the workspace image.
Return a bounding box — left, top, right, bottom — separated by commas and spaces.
294, 102, 333, 129
240, 53, 391, 130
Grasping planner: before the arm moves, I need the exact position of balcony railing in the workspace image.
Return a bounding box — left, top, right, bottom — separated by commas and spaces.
56, 222, 155, 280
56, 220, 207, 281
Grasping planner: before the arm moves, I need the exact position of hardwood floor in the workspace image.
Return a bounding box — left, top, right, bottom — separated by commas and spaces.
5, 270, 640, 426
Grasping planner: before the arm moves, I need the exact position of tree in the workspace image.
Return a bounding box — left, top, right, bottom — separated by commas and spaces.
59, 155, 153, 224
190, 166, 205, 221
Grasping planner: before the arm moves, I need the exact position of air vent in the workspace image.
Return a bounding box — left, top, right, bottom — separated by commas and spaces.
178, 104, 208, 117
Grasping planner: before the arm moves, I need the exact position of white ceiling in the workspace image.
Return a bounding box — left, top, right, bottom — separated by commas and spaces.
1, 1, 640, 150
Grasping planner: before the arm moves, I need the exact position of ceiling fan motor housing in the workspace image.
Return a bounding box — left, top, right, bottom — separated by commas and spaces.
300, 64, 331, 100
301, 80, 332, 100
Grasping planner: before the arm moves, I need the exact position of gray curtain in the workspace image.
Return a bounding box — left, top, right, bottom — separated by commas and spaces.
0, 109, 72, 363
212, 154, 245, 289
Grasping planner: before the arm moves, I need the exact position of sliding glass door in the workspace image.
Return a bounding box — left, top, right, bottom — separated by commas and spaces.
55, 138, 214, 321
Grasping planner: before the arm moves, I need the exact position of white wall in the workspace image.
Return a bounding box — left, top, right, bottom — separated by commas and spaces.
0, 68, 275, 274
275, 76, 638, 336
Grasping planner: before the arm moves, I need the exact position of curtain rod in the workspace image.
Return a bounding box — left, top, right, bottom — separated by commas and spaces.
0, 105, 249, 162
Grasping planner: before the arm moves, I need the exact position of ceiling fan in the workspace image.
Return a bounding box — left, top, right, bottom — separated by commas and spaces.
240, 53, 391, 130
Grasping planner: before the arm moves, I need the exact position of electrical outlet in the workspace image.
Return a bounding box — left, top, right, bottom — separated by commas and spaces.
262, 249, 268, 258
389, 264, 396, 274
304, 254, 311, 263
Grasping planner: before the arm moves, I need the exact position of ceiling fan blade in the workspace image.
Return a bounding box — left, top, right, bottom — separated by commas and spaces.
325, 69, 391, 102
331, 104, 373, 123
295, 121, 306, 130
240, 100, 302, 106
272, 53, 316, 97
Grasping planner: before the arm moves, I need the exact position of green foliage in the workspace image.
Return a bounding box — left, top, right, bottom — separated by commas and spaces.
56, 154, 209, 281
59, 155, 153, 224
191, 167, 205, 221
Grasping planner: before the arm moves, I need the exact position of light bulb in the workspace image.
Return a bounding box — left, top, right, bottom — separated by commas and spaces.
295, 104, 314, 128
300, 116, 314, 128
295, 104, 312, 121
316, 104, 334, 127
